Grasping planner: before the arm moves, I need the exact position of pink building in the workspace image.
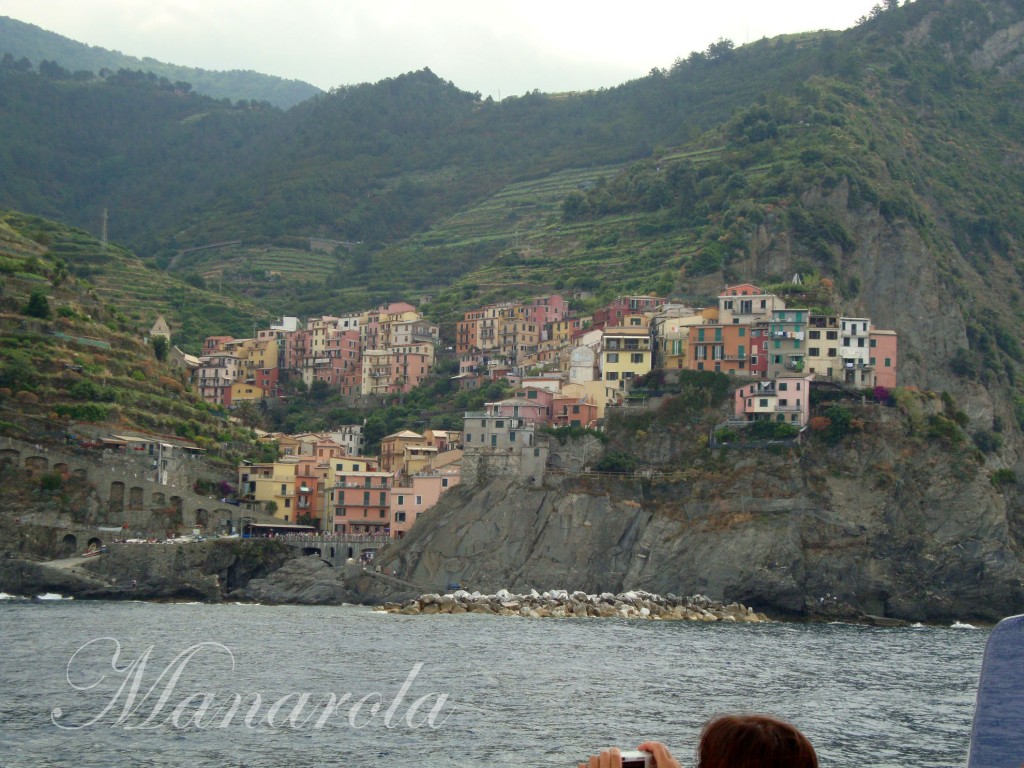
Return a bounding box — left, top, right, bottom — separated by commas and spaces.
552, 395, 598, 428
870, 330, 898, 390
390, 470, 461, 539
734, 374, 814, 427
330, 471, 393, 534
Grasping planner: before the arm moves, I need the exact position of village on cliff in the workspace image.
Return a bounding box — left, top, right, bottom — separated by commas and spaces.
143, 282, 897, 541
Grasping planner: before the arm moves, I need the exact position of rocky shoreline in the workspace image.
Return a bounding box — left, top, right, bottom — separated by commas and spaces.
377, 588, 769, 622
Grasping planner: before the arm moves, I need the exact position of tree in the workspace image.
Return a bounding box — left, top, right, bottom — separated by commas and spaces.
152, 335, 168, 361
24, 290, 50, 319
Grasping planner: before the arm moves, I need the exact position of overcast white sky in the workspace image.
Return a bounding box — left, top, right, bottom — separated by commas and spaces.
0, 1, 875, 98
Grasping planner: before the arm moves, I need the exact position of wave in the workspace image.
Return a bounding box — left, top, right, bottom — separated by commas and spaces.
34, 593, 73, 601
950, 621, 977, 629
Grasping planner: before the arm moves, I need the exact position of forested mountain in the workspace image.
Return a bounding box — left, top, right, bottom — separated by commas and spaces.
3, 0, 1024, 452
0, 16, 321, 108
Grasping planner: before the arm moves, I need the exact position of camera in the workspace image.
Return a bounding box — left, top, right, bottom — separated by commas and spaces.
618, 750, 652, 767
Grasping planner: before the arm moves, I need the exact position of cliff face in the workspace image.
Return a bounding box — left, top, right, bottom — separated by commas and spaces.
0, 540, 293, 601
382, 408, 1024, 622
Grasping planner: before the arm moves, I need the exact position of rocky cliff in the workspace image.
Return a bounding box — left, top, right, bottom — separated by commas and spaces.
380, 402, 1024, 622
0, 539, 293, 601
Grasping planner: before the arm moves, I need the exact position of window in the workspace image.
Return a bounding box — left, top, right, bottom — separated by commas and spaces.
396, 511, 406, 522
572, 405, 580, 414
284, 499, 291, 508
415, 496, 422, 505
379, 492, 386, 505
809, 347, 820, 356
465, 434, 471, 443
870, 338, 877, 348
607, 353, 619, 363
631, 353, 644, 363
828, 348, 837, 356
827, 331, 838, 340
751, 356, 758, 366
884, 357, 892, 367
510, 431, 516, 442
870, 357, 876, 366
606, 371, 619, 380
362, 492, 370, 505
528, 389, 538, 399
495, 420, 504, 428
491, 435, 497, 447
714, 328, 722, 341
809, 331, 820, 340
738, 327, 745, 337
397, 495, 405, 505
843, 337, 851, 346
442, 478, 449, 488
779, 382, 788, 390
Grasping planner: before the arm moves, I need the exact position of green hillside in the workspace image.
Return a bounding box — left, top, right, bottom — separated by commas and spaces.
0, 210, 268, 459
0, 15, 321, 108
1, 0, 1024, 448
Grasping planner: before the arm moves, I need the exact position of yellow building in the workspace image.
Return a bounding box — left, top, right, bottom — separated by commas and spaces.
238, 458, 300, 521
229, 381, 264, 404
600, 326, 653, 392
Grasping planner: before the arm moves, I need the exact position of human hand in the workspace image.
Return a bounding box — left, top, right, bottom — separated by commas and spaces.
637, 741, 682, 768
578, 746, 623, 768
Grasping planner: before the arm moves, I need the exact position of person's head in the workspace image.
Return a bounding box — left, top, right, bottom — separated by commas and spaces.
697, 715, 818, 768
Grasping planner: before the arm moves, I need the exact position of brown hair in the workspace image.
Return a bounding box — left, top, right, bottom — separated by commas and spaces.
697, 715, 818, 768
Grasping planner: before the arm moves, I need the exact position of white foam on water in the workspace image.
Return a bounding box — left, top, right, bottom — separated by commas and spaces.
950, 621, 977, 629
35, 593, 72, 601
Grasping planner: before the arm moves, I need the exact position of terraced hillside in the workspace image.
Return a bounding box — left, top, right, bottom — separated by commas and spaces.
0, 210, 265, 459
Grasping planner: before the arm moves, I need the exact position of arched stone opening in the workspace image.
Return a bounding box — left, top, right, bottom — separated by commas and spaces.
152, 492, 166, 505
128, 487, 144, 510
85, 537, 102, 552
72, 468, 87, 480
61, 534, 77, 556
108, 481, 125, 514
301, 547, 322, 557
195, 509, 210, 528
25, 456, 48, 474
53, 462, 69, 477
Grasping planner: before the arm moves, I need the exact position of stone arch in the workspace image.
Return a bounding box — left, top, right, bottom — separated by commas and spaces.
53, 462, 69, 477
108, 481, 125, 514
169, 496, 183, 515
25, 455, 48, 474
85, 536, 102, 552
128, 487, 144, 510
347, 546, 354, 558
330, 547, 336, 558
0, 448, 20, 464
72, 468, 87, 480
195, 509, 210, 528
301, 547, 322, 557
152, 491, 165, 506
61, 534, 77, 556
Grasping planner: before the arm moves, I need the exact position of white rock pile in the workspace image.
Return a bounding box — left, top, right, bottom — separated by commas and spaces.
376, 588, 768, 622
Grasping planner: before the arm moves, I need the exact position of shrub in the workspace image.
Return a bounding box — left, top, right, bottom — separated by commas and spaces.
972, 430, 1003, 454
595, 450, 637, 474
991, 468, 1016, 487
23, 290, 50, 319
38, 471, 63, 491
926, 414, 964, 443
821, 404, 853, 444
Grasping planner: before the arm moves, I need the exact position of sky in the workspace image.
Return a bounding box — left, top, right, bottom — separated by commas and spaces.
0, 1, 876, 99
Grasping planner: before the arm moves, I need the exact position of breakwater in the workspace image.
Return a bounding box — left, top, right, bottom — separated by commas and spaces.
377, 588, 769, 621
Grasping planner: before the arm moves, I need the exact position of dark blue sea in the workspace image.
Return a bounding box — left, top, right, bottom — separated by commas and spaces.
0, 598, 989, 767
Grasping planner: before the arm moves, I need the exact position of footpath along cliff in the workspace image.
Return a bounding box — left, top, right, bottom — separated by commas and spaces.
379, 399, 1024, 623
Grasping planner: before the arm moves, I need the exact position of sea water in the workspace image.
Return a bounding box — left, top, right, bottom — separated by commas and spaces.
0, 600, 987, 767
